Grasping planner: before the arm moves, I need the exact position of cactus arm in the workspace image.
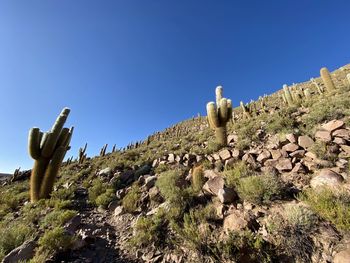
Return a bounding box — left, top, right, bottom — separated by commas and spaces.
28, 128, 42, 160
206, 102, 220, 128
215, 86, 223, 107
219, 98, 228, 123
56, 128, 70, 147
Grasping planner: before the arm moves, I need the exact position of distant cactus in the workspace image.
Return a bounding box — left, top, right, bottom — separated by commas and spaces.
283, 84, 294, 106
303, 88, 311, 99
347, 73, 350, 88
206, 86, 232, 147
28, 108, 73, 202
320, 67, 336, 92
310, 78, 323, 95
192, 166, 205, 193
100, 144, 108, 157
78, 143, 87, 164
240, 101, 251, 118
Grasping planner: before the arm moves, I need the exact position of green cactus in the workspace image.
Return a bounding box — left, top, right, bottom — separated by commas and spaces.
320, 67, 336, 92
310, 78, 323, 95
206, 86, 232, 147
29, 108, 73, 202
78, 143, 87, 164
240, 101, 251, 118
192, 165, 205, 193
100, 144, 108, 157
303, 88, 311, 99
346, 73, 350, 88
283, 84, 294, 106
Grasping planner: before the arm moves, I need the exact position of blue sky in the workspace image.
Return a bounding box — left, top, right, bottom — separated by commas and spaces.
0, 1, 350, 173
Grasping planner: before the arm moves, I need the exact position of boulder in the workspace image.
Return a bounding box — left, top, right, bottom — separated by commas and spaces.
333, 247, 350, 263
144, 175, 157, 189
289, 150, 305, 158
310, 169, 344, 188
204, 169, 220, 179
333, 129, 350, 140
282, 143, 299, 152
202, 176, 225, 196
315, 130, 332, 142
321, 120, 344, 132
64, 215, 82, 234
223, 211, 248, 232
2, 239, 37, 263
219, 149, 232, 161
114, 206, 124, 216
333, 137, 347, 145
98, 167, 112, 177
340, 145, 350, 157
285, 133, 297, 143
231, 149, 240, 159
167, 154, 176, 163
257, 150, 271, 163
270, 149, 282, 160
227, 134, 238, 143
298, 135, 314, 149
218, 188, 237, 204
291, 162, 306, 174
275, 158, 293, 172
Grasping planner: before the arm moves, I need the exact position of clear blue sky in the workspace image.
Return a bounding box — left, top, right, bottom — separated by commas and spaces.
1, 1, 350, 173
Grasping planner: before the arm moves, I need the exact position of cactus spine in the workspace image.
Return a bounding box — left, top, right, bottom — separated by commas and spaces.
29, 108, 73, 202
320, 67, 336, 92
206, 86, 232, 147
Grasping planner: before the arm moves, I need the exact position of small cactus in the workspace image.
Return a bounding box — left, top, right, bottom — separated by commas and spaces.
206, 86, 232, 147
240, 101, 251, 118
100, 144, 108, 157
192, 166, 205, 193
78, 143, 87, 164
283, 84, 294, 106
28, 108, 73, 202
320, 67, 336, 92
310, 78, 323, 95
303, 88, 311, 99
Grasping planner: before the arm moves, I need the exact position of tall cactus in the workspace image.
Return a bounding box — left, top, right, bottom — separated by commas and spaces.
100, 144, 108, 157
320, 67, 336, 92
283, 84, 294, 106
78, 143, 87, 164
28, 108, 73, 202
206, 86, 232, 147
310, 78, 323, 95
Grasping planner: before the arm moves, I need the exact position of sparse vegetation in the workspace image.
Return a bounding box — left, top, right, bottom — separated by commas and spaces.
122, 183, 142, 213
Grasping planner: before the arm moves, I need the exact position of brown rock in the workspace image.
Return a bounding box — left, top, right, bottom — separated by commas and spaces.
202, 175, 225, 196
257, 150, 271, 163
315, 130, 332, 142
227, 134, 238, 143
291, 162, 306, 173
242, 153, 258, 167
167, 153, 176, 163
219, 149, 232, 161
333, 137, 347, 145
286, 133, 297, 143
212, 153, 221, 161
321, 120, 344, 132
333, 247, 350, 263
310, 169, 344, 188
223, 211, 248, 232
275, 158, 293, 172
231, 149, 240, 159
289, 150, 305, 158
298, 135, 314, 149
218, 188, 237, 204
305, 151, 317, 159
340, 145, 350, 157
282, 143, 299, 152
2, 239, 37, 263
264, 159, 278, 167
204, 169, 220, 179
333, 129, 350, 140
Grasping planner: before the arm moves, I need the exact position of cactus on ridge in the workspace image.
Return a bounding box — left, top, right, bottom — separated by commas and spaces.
283, 84, 294, 106
206, 86, 232, 147
28, 107, 73, 202
78, 143, 87, 164
100, 144, 108, 157
320, 67, 336, 92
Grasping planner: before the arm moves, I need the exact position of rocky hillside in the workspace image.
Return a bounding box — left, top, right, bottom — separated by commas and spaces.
1, 64, 350, 263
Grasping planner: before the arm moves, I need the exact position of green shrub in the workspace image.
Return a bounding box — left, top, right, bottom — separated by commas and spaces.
129, 208, 168, 248
265, 107, 297, 135
223, 161, 252, 188
37, 227, 74, 254
122, 183, 141, 213
299, 187, 350, 231
40, 209, 77, 229
95, 189, 115, 208
0, 222, 34, 261
237, 174, 282, 204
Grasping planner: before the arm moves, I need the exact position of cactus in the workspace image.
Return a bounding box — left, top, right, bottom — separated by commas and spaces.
192, 165, 205, 193
28, 107, 73, 202
78, 143, 87, 164
100, 144, 108, 157
283, 84, 294, 106
240, 101, 251, 118
206, 86, 232, 147
310, 78, 323, 95
320, 67, 336, 92
303, 88, 311, 99
346, 73, 350, 88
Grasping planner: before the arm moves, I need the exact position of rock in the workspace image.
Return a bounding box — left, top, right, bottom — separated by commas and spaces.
321, 120, 344, 132
202, 176, 225, 196
310, 169, 344, 188
264, 159, 278, 167
114, 206, 124, 216
305, 151, 317, 159
286, 133, 297, 143
148, 186, 160, 200
231, 149, 240, 159
98, 167, 112, 177
282, 143, 299, 152
223, 212, 248, 232
340, 145, 350, 157
224, 158, 235, 169
315, 130, 332, 142
144, 175, 157, 189
298, 135, 314, 149
275, 158, 293, 172
2, 239, 37, 263
242, 153, 258, 168
218, 188, 237, 204
270, 149, 282, 160
203, 169, 220, 179
152, 159, 159, 167
291, 162, 306, 173
64, 215, 82, 234
219, 149, 232, 161
333, 248, 350, 263
257, 150, 271, 163
289, 150, 305, 158
334, 137, 347, 145
333, 129, 350, 140
227, 134, 238, 143
167, 154, 176, 163
116, 188, 127, 199
120, 170, 135, 183
108, 200, 119, 211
